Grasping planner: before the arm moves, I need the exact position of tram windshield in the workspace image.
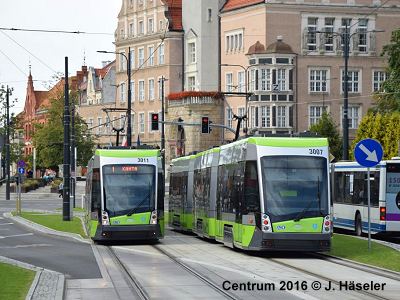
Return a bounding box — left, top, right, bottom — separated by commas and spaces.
102, 164, 155, 217
261, 156, 328, 222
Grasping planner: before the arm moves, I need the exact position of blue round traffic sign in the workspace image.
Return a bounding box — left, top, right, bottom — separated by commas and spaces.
354, 138, 383, 168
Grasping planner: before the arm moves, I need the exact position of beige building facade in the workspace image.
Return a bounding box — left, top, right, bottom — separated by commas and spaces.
114, 0, 183, 161
220, 0, 400, 141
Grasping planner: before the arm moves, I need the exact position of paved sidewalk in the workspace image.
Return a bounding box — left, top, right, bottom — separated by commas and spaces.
0, 255, 64, 300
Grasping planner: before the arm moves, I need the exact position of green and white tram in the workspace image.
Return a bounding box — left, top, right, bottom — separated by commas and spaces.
169, 137, 332, 251
85, 147, 164, 241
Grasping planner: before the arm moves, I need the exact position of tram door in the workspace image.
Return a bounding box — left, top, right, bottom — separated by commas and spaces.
386, 163, 400, 231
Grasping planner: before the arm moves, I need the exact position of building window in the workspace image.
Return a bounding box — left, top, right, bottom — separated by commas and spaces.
341, 18, 351, 49
138, 48, 144, 66
277, 69, 286, 91
260, 69, 271, 91
238, 71, 245, 92
188, 42, 196, 64
208, 8, 212, 22
149, 79, 155, 100
159, 20, 164, 31
324, 18, 334, 52
309, 69, 327, 92
119, 52, 125, 71
342, 70, 360, 93
105, 116, 110, 133
226, 30, 244, 52
129, 23, 134, 37
148, 18, 154, 33
226, 73, 233, 92
250, 106, 259, 128
131, 113, 135, 133
358, 19, 368, 53
138, 20, 144, 35
238, 107, 245, 128
250, 69, 256, 92
260, 106, 270, 128
342, 106, 360, 129
120, 82, 126, 102
88, 118, 94, 133
119, 114, 126, 129
277, 106, 286, 127
130, 80, 135, 101
188, 76, 196, 91
307, 17, 318, 51
97, 117, 102, 134
309, 106, 324, 127
148, 46, 154, 66
226, 108, 233, 128
373, 71, 386, 92
130, 49, 135, 69
158, 43, 165, 64
139, 113, 145, 133
120, 29, 125, 39
139, 80, 145, 101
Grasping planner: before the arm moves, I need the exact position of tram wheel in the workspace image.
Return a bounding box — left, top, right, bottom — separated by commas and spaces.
355, 213, 362, 236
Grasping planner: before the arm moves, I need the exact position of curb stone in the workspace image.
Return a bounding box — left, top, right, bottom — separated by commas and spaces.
0, 255, 64, 300
3, 212, 90, 244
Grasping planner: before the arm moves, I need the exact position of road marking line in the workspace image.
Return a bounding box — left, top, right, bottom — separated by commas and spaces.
0, 223, 13, 226
0, 217, 4, 220
0, 229, 10, 231
0, 233, 34, 239
0, 244, 52, 249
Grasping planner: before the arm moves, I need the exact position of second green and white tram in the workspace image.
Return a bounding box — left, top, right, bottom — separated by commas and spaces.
169, 137, 332, 251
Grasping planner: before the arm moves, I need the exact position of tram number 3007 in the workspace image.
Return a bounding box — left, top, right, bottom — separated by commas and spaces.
309, 149, 323, 155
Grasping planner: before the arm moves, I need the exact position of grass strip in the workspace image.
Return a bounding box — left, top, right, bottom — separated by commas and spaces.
0, 263, 35, 300
329, 234, 400, 272
19, 212, 86, 238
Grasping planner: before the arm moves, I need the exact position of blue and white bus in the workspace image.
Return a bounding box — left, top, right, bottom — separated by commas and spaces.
331, 158, 400, 236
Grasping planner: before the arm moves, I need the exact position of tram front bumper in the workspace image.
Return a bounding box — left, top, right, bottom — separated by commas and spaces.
95, 224, 162, 241
251, 232, 331, 252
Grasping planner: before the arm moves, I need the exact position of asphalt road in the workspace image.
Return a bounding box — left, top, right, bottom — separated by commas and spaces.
0, 195, 101, 279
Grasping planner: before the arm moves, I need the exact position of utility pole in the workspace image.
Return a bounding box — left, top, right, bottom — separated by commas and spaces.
70, 97, 76, 208
63, 57, 71, 221
5, 86, 10, 201
160, 76, 166, 176
127, 47, 132, 147
343, 23, 349, 160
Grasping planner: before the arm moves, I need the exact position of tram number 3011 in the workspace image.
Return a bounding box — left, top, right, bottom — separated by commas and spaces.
138, 158, 149, 163
309, 149, 323, 155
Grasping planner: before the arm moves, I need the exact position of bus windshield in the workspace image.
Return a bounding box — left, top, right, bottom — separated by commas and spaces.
102, 164, 155, 217
261, 156, 328, 222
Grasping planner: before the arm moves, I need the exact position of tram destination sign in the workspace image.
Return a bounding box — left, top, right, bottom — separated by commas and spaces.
354, 138, 383, 168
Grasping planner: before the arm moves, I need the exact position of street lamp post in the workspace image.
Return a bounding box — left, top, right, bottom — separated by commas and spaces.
221, 64, 251, 135
97, 48, 132, 147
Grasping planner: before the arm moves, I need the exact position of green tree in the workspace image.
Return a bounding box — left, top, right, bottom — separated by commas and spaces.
352, 112, 400, 160
309, 112, 342, 161
32, 90, 95, 171
374, 28, 400, 113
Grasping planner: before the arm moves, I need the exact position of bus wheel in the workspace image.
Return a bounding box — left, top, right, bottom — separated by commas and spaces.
355, 214, 362, 236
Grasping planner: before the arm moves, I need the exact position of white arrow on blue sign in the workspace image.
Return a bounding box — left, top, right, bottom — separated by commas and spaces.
354, 138, 383, 168
18, 167, 25, 174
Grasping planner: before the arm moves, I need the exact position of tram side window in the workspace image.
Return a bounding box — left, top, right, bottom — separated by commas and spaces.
204, 167, 211, 213
233, 161, 245, 221
157, 171, 164, 211
91, 168, 101, 212
244, 161, 260, 213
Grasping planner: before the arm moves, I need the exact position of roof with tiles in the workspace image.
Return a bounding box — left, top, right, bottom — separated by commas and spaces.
222, 0, 264, 12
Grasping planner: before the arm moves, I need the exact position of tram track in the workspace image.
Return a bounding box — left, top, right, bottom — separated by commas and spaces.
267, 256, 395, 300
153, 244, 242, 300
106, 246, 150, 300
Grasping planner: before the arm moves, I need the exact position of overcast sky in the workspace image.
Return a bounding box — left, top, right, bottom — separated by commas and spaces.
0, 0, 122, 115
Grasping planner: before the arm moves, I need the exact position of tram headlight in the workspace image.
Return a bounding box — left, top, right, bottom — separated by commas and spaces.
262, 214, 272, 233
102, 210, 110, 226
150, 210, 157, 225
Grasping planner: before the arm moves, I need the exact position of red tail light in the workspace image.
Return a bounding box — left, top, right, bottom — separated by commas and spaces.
380, 207, 386, 221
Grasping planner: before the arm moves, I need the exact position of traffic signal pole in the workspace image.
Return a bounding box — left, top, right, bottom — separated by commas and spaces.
5, 86, 10, 201
63, 57, 71, 221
